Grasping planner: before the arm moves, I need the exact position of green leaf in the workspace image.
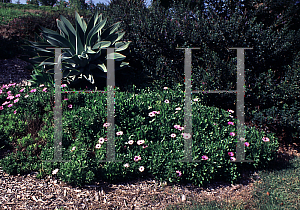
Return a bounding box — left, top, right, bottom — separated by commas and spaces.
59, 15, 76, 49
97, 63, 107, 73
83, 74, 95, 84
86, 18, 107, 47
57, 19, 69, 38
114, 31, 126, 43
29, 45, 52, 55
101, 21, 121, 40
120, 61, 129, 67
61, 68, 80, 78
86, 11, 99, 35
43, 35, 64, 48
38, 57, 55, 66
92, 41, 111, 50
95, 13, 103, 25
115, 41, 131, 52
104, 33, 119, 45
107, 52, 126, 62
75, 11, 86, 34
59, 15, 76, 36
27, 40, 52, 48
81, 17, 87, 32
42, 33, 74, 52
76, 23, 84, 55
39, 26, 60, 36
28, 45, 53, 53
89, 13, 103, 46
33, 32, 45, 43
104, 31, 125, 46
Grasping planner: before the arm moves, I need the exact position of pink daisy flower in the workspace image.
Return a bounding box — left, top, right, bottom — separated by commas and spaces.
176, 170, 182, 177
139, 166, 145, 172
262, 137, 270, 142
202, 155, 208, 160
137, 140, 145, 145
128, 140, 134, 145
228, 152, 234, 156
148, 112, 155, 117
103, 123, 110, 128
116, 131, 123, 136
134, 155, 141, 162
98, 138, 105, 144
174, 125, 181, 129
178, 127, 185, 131
182, 133, 191, 139
230, 157, 236, 161
2, 101, 9, 106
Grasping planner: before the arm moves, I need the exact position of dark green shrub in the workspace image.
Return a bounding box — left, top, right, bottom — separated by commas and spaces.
0, 35, 25, 59
245, 51, 300, 145
89, 0, 299, 114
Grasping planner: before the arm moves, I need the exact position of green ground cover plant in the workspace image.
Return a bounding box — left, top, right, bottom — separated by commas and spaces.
0, 82, 279, 188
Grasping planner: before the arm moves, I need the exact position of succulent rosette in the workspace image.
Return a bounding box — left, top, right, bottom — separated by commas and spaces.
22, 11, 131, 90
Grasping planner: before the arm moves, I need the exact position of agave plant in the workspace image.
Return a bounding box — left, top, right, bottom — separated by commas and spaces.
22, 11, 131, 91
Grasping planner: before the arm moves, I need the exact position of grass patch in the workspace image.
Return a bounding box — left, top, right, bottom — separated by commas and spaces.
165, 155, 300, 209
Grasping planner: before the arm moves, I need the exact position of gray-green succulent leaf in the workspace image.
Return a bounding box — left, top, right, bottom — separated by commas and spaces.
23, 11, 131, 90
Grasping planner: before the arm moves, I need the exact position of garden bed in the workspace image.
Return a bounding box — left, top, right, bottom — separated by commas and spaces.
0, 137, 299, 209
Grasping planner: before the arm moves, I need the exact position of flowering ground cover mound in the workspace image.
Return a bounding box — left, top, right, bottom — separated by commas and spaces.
0, 82, 279, 188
